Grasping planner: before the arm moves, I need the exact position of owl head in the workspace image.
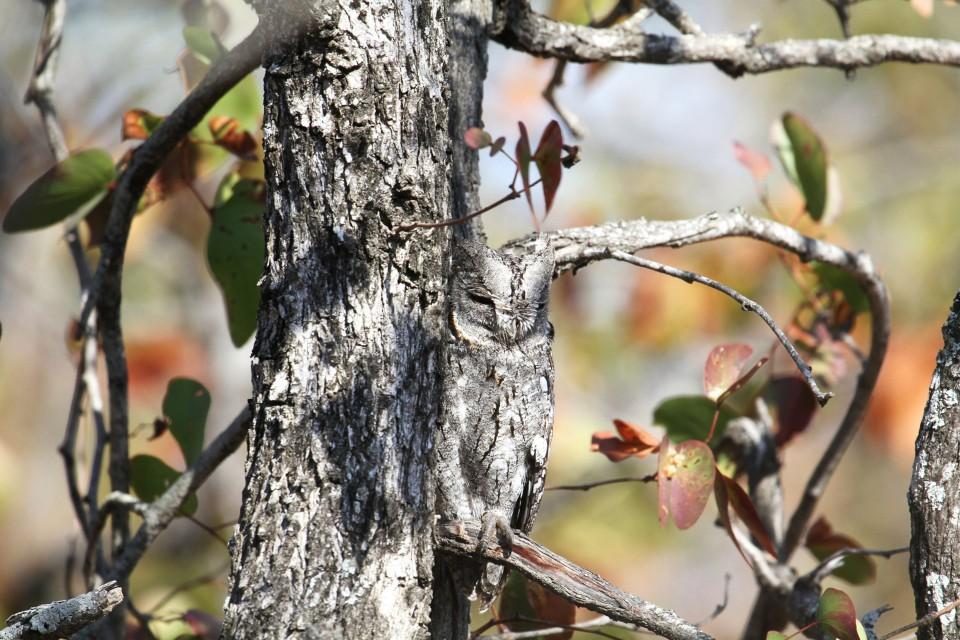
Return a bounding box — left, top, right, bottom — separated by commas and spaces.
450, 239, 554, 345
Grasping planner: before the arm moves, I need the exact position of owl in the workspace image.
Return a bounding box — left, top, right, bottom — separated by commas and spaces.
435, 238, 555, 609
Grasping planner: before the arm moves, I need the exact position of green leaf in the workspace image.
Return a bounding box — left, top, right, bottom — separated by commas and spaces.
130, 455, 198, 516
765, 633, 788, 640
812, 262, 869, 314
3, 150, 115, 233
780, 112, 829, 222
817, 587, 859, 640
207, 176, 264, 346
653, 395, 738, 442
162, 378, 210, 466
182, 26, 226, 65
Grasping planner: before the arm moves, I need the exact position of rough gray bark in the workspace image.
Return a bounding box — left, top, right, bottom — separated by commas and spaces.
909, 291, 960, 640
220, 2, 471, 637
0, 582, 122, 640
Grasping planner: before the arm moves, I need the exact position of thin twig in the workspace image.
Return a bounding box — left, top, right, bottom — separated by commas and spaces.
126, 599, 158, 640
476, 616, 622, 639
146, 561, 230, 615
542, 61, 585, 138
397, 178, 543, 232
25, 0, 113, 587
183, 514, 230, 548
606, 249, 832, 405
546, 474, 656, 491
807, 546, 908, 583
878, 596, 960, 640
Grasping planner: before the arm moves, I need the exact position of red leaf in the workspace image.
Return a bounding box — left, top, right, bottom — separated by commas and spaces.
533, 120, 563, 215
718, 473, 776, 556
490, 136, 506, 156
733, 141, 772, 183
703, 343, 753, 402
768, 376, 818, 447
464, 127, 493, 150
516, 122, 535, 226
613, 419, 660, 448
658, 439, 715, 530
591, 419, 660, 462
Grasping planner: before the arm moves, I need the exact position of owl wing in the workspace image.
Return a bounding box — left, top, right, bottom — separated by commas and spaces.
511, 437, 550, 533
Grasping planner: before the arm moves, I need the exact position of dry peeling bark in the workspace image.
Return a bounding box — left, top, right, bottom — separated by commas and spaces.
220, 2, 490, 637
909, 292, 960, 640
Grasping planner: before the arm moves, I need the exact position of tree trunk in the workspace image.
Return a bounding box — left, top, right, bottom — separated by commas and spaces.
221, 2, 491, 638
909, 291, 960, 640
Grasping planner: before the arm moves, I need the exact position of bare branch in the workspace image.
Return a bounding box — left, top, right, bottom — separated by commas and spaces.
437, 519, 714, 640
644, 0, 704, 37
807, 545, 908, 583
606, 249, 831, 405
546, 473, 656, 491
24, 0, 113, 587
0, 581, 123, 640
24, 0, 68, 161
506, 208, 891, 561
879, 596, 960, 640
476, 615, 622, 639
542, 61, 586, 139
494, 2, 960, 75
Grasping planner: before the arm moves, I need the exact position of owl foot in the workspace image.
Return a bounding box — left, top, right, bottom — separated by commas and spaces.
478, 511, 515, 557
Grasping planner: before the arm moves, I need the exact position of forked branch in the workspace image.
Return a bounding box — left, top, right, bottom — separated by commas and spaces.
507, 208, 891, 560
494, 1, 960, 75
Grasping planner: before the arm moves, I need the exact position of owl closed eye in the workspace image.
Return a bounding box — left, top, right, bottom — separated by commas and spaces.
451, 240, 554, 345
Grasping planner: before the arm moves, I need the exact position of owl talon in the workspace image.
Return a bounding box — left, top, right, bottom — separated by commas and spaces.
479, 512, 515, 556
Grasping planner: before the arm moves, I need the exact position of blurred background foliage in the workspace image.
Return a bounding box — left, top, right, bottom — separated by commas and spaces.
0, 0, 959, 638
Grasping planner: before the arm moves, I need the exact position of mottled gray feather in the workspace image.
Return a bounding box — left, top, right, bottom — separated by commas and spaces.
436, 238, 555, 609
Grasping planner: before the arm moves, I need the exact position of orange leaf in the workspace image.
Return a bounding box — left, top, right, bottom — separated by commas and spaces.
208, 116, 258, 160
591, 419, 660, 462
